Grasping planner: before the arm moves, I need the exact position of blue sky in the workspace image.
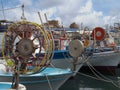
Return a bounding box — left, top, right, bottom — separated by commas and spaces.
0, 0, 120, 28
92, 0, 120, 15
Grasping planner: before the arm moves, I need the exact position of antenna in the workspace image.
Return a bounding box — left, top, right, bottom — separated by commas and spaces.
1, 0, 6, 20
21, 4, 26, 20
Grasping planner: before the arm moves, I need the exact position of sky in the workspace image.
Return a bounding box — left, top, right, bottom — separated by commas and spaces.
0, 0, 120, 28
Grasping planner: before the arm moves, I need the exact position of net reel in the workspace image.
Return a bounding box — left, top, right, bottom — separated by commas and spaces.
69, 39, 84, 70
2, 21, 53, 74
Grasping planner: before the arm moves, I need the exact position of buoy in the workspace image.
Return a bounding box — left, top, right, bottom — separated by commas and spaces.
69, 39, 84, 57
92, 27, 105, 41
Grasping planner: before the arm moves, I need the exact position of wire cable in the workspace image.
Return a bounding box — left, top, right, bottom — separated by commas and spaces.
45, 74, 53, 90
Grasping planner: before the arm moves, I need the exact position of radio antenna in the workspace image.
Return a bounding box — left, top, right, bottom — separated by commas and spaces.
1, 0, 6, 20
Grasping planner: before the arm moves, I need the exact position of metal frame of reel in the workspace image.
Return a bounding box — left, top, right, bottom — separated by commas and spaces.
2, 21, 54, 74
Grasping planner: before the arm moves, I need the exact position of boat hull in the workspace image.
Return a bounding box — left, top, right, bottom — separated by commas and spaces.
82, 51, 120, 74
50, 50, 84, 76
51, 58, 83, 76
0, 67, 72, 90
86, 51, 120, 66
0, 82, 26, 90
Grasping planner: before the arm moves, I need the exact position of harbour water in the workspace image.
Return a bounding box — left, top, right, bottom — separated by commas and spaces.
59, 70, 120, 90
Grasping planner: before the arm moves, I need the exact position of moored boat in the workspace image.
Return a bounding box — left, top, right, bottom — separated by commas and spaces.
35, 20, 90, 76
0, 66, 72, 90
80, 27, 120, 74
0, 20, 73, 90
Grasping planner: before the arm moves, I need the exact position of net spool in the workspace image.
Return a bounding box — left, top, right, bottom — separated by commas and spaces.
69, 39, 84, 58
2, 21, 53, 74
92, 27, 105, 41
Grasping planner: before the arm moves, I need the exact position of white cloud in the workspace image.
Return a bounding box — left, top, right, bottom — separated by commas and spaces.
59, 0, 119, 28
19, 0, 32, 6
38, 0, 106, 27
80, 0, 93, 13
1, 0, 120, 28
44, 0, 86, 27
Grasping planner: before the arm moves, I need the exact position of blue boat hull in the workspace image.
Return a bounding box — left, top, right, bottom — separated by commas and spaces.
0, 82, 26, 90
0, 67, 72, 90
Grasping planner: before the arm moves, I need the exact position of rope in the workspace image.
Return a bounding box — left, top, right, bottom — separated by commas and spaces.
74, 71, 120, 88
63, 52, 73, 63
75, 52, 93, 65
87, 62, 114, 81
0, 6, 21, 11
49, 63, 56, 68
75, 61, 120, 88
45, 74, 53, 90
87, 62, 120, 86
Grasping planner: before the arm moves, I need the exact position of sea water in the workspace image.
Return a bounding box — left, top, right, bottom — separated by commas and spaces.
59, 71, 120, 90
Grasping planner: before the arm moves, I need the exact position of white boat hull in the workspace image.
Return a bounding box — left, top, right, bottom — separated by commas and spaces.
87, 51, 120, 67
82, 51, 120, 72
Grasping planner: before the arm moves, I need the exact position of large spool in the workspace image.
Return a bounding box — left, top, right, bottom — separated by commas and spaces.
92, 27, 105, 41
2, 21, 53, 74
69, 39, 84, 58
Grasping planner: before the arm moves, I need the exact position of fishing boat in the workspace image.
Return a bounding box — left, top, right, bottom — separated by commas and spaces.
0, 65, 72, 90
32, 19, 89, 76
80, 27, 120, 74
0, 20, 85, 76
0, 20, 73, 90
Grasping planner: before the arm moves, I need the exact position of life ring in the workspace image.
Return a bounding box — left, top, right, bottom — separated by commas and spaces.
92, 27, 105, 41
